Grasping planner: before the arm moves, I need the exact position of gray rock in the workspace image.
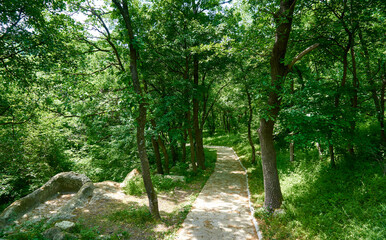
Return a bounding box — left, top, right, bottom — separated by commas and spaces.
164, 175, 186, 182
55, 221, 75, 231
0, 172, 93, 231
120, 169, 141, 188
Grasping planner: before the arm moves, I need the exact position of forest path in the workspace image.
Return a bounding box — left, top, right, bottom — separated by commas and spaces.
175, 146, 258, 240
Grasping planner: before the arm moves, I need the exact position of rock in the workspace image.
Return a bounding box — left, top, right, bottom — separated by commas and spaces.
43, 227, 65, 240
55, 221, 75, 231
164, 175, 186, 182
273, 208, 285, 217
0, 172, 93, 231
120, 169, 141, 188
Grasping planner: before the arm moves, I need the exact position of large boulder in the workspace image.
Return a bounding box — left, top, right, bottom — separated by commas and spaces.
120, 169, 141, 188
0, 172, 93, 230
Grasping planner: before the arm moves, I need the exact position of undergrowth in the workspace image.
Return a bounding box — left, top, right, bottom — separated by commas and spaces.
204, 131, 385, 240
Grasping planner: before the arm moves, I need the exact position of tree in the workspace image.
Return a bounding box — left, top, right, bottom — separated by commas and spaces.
256, 0, 319, 209
111, 0, 160, 219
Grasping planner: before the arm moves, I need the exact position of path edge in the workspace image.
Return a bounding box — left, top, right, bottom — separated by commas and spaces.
230, 147, 263, 240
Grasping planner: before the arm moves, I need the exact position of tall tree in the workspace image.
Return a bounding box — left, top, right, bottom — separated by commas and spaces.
257, 0, 319, 209
112, 0, 160, 219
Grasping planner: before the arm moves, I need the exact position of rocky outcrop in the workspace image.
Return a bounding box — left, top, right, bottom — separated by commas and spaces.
120, 169, 140, 188
0, 172, 94, 230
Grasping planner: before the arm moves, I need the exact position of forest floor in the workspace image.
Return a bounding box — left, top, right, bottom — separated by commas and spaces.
175, 146, 258, 240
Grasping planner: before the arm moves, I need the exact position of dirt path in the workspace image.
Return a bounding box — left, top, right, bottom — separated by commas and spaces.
175, 146, 259, 240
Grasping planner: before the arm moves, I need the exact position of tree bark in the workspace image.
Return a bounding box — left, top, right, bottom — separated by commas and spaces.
349, 44, 358, 155
329, 144, 336, 168
170, 141, 178, 164
258, 0, 297, 210
157, 135, 170, 174
151, 137, 164, 174
112, 0, 160, 219
187, 112, 197, 173
193, 55, 205, 170
181, 130, 187, 163
246, 87, 256, 164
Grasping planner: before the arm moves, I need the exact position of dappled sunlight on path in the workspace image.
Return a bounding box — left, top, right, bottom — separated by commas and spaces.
175, 147, 258, 240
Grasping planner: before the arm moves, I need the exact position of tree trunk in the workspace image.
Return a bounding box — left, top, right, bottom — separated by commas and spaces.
349, 42, 358, 156
157, 136, 170, 174
329, 144, 336, 168
193, 55, 205, 170
151, 137, 164, 174
170, 141, 178, 164
290, 141, 294, 162
112, 0, 160, 219
187, 112, 197, 173
259, 118, 283, 210
246, 87, 256, 164
317, 142, 323, 160
181, 130, 187, 163
359, 29, 386, 143
258, 0, 297, 210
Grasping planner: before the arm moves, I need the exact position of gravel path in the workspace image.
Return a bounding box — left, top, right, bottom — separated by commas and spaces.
175, 146, 258, 240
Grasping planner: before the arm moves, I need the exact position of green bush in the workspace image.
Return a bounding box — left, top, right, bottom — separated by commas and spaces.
122, 176, 146, 196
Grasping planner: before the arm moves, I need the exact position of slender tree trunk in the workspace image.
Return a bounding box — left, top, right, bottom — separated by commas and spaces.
381, 77, 385, 142
193, 55, 205, 170
170, 142, 178, 164
330, 37, 350, 165
151, 137, 164, 174
359, 29, 386, 143
187, 112, 197, 173
246, 87, 256, 164
181, 130, 187, 163
317, 142, 323, 160
329, 144, 336, 168
349, 44, 358, 155
112, 0, 160, 219
290, 141, 295, 162
157, 136, 170, 174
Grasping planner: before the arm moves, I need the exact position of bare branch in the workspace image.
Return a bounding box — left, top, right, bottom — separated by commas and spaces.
288, 43, 319, 70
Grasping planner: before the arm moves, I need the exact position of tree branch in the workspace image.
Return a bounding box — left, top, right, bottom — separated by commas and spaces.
287, 43, 319, 70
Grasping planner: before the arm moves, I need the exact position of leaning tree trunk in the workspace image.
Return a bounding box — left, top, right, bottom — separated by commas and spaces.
193, 55, 205, 170
112, 0, 160, 219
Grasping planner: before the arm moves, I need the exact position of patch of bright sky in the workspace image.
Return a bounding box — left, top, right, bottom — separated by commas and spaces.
71, 0, 106, 37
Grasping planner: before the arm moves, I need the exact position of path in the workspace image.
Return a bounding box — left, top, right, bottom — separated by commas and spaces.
175, 146, 258, 240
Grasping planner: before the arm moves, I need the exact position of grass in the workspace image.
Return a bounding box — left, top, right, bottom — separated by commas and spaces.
204, 131, 386, 240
